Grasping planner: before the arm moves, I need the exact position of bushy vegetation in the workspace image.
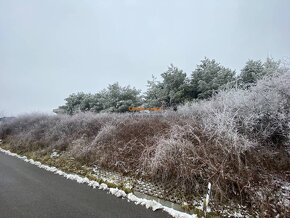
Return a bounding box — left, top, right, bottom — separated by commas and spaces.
55, 57, 284, 114
1, 70, 289, 216
56, 83, 142, 115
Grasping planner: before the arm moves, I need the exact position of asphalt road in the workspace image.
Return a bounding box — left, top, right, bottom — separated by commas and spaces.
0, 151, 171, 218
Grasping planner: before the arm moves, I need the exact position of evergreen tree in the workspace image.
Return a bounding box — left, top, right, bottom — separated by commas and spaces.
57, 83, 142, 114
239, 60, 264, 85
145, 64, 189, 107
191, 58, 236, 99
263, 57, 281, 75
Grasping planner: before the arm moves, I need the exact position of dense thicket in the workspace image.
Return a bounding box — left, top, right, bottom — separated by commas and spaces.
55, 83, 142, 115
55, 57, 285, 114
1, 71, 289, 216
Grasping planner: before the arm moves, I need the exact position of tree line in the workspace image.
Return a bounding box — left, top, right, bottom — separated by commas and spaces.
55, 57, 285, 115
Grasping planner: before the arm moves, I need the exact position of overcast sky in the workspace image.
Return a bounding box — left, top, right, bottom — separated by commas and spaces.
0, 0, 289, 116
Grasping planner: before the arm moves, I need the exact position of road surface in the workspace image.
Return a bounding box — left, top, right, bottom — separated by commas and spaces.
0, 151, 171, 218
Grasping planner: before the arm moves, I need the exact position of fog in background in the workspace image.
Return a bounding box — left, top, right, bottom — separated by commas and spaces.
0, 0, 289, 116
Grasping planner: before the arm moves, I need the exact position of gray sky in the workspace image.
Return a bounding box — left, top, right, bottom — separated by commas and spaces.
0, 0, 289, 116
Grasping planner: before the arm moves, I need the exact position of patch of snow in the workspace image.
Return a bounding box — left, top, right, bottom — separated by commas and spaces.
50, 150, 60, 158
218, 205, 251, 218
127, 193, 162, 211
109, 188, 126, 198
0, 148, 198, 218
123, 181, 133, 190
127, 193, 196, 217
99, 183, 108, 190
231, 211, 244, 218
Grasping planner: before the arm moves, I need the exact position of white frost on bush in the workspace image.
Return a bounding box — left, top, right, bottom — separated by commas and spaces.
178, 71, 290, 150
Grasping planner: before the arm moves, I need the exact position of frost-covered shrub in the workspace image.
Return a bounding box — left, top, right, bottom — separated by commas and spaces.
141, 117, 256, 204
0, 114, 59, 151
88, 116, 170, 173
45, 112, 107, 150
144, 71, 290, 211
0, 112, 116, 152
243, 72, 290, 145
142, 124, 208, 191
179, 71, 290, 148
